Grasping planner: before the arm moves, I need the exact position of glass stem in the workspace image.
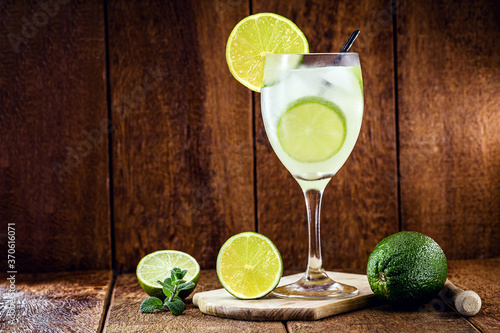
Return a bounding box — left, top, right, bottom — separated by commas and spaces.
303, 188, 329, 281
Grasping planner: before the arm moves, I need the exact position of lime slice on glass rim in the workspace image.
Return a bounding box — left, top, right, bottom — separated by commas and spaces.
278, 97, 346, 163
226, 13, 309, 92
217, 232, 283, 299
136, 250, 200, 300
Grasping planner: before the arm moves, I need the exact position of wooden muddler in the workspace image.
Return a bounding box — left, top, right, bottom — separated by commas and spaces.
438, 279, 481, 316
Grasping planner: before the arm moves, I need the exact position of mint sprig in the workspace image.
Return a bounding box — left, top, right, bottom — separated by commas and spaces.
140, 297, 163, 313
140, 267, 195, 315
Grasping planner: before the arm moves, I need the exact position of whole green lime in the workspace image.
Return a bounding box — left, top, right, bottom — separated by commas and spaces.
367, 231, 447, 304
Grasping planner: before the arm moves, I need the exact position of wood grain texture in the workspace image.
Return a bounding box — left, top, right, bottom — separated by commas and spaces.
0, 261, 490, 332
104, 260, 498, 332
447, 259, 500, 332
108, 0, 254, 273
193, 271, 376, 321
254, 0, 398, 271
0, 0, 110, 272
287, 259, 499, 333
104, 271, 286, 333
287, 303, 479, 333
0, 270, 112, 332
397, 0, 500, 259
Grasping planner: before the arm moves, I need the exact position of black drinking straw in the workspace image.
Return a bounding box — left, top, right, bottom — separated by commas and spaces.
332, 30, 360, 65
340, 30, 360, 53
321, 30, 361, 89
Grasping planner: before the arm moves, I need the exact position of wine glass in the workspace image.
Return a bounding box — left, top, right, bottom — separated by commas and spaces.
261, 53, 363, 298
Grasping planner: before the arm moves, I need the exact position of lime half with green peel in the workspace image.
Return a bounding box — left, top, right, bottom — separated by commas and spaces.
226, 13, 309, 92
217, 232, 283, 299
137, 250, 200, 300
367, 231, 448, 305
278, 97, 346, 163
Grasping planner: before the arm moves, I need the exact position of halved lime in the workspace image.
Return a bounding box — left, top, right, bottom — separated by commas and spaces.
217, 232, 283, 299
137, 250, 200, 300
278, 97, 346, 163
226, 13, 309, 92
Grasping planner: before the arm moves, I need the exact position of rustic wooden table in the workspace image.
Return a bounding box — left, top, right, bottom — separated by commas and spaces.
0, 259, 498, 332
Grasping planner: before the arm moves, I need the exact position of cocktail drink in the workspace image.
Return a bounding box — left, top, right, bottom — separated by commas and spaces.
261, 53, 363, 298
225, 12, 364, 299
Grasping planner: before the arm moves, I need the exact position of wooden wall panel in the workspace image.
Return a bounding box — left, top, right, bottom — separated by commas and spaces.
398, 0, 500, 259
108, 0, 253, 272
254, 0, 399, 270
0, 0, 110, 272
1, 0, 498, 275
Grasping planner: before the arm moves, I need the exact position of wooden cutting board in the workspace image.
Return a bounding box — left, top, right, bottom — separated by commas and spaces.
193, 271, 376, 321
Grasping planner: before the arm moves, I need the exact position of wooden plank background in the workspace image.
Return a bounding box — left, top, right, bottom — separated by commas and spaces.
0, 0, 110, 272
397, 0, 500, 260
107, 0, 254, 273
0, 0, 499, 274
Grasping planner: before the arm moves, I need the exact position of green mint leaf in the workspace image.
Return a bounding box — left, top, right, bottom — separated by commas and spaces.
172, 279, 185, 286
177, 282, 195, 291
179, 269, 188, 279
162, 286, 172, 298
164, 298, 186, 316
157, 279, 174, 292
171, 268, 183, 282
140, 297, 164, 313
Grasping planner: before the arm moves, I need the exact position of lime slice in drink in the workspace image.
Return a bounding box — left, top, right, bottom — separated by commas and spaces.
137, 250, 200, 300
351, 66, 364, 94
217, 232, 283, 299
278, 97, 346, 163
226, 13, 309, 92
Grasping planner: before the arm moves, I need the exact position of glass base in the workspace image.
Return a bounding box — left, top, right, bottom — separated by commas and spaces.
272, 272, 358, 299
